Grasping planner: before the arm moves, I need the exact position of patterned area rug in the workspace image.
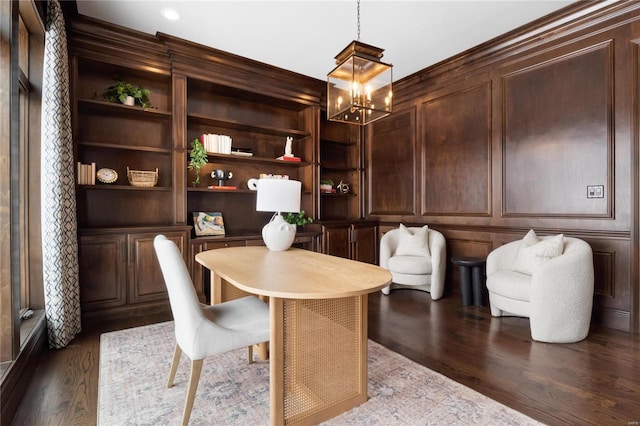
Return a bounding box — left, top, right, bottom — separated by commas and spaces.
99, 321, 542, 425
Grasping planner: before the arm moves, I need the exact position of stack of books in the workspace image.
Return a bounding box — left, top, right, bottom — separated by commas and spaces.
201, 133, 232, 154
259, 173, 290, 179
77, 162, 96, 185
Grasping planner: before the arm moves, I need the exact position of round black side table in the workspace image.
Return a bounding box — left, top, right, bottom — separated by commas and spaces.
450, 257, 487, 306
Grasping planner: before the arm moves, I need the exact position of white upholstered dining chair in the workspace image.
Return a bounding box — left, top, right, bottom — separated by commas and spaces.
153, 235, 270, 425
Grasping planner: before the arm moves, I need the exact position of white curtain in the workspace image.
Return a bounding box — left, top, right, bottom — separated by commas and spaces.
41, 0, 81, 348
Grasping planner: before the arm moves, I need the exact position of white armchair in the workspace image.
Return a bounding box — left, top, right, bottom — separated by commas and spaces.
486, 232, 594, 343
380, 225, 446, 300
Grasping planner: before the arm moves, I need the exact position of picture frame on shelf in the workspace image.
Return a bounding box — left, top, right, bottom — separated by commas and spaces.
192, 212, 226, 236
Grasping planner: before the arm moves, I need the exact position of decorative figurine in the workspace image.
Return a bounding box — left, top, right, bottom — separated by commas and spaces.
337, 180, 350, 194
284, 136, 293, 157
211, 169, 233, 186
276, 137, 300, 162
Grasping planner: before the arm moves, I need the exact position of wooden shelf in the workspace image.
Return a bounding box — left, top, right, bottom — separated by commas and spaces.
188, 113, 310, 139
78, 141, 172, 154
320, 138, 357, 146
78, 184, 171, 191
321, 192, 357, 197
203, 152, 310, 167
321, 166, 358, 172
78, 98, 172, 118
191, 230, 320, 242
188, 187, 314, 195
188, 187, 254, 194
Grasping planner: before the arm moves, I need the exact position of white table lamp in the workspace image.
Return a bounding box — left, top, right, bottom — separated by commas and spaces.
249, 178, 301, 251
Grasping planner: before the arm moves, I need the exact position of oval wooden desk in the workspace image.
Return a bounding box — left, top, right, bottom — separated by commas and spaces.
195, 246, 392, 426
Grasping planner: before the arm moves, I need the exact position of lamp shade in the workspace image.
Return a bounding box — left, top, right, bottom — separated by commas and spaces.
255, 179, 301, 213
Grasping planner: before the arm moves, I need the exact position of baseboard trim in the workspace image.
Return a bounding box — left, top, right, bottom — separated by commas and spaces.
81, 300, 171, 324
593, 306, 630, 333
0, 315, 47, 425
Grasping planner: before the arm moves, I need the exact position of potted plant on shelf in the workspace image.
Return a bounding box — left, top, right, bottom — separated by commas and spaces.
103, 80, 152, 109
189, 138, 208, 186
284, 210, 313, 228
320, 179, 334, 193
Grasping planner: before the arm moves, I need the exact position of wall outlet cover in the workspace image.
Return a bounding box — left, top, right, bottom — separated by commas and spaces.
587, 185, 604, 198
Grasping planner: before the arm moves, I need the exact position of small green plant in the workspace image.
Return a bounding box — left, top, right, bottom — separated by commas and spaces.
284, 210, 313, 227
188, 138, 208, 186
103, 80, 152, 109
320, 179, 334, 186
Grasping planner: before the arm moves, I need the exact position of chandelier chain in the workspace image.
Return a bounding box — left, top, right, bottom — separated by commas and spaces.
357, 0, 360, 41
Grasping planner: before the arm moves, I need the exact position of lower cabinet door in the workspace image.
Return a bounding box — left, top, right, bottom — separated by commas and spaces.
353, 223, 378, 264
322, 222, 378, 264
78, 233, 127, 311
322, 225, 351, 259
128, 230, 188, 304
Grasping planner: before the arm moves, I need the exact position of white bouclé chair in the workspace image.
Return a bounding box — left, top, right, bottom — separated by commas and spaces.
379, 224, 446, 300
486, 230, 594, 343
153, 235, 270, 425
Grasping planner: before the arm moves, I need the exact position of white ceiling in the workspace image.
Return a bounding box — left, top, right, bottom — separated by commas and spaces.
75, 0, 577, 81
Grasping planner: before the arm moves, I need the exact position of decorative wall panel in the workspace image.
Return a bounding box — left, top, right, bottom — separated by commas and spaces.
502, 43, 613, 217
421, 84, 491, 216
593, 250, 615, 298
368, 109, 416, 215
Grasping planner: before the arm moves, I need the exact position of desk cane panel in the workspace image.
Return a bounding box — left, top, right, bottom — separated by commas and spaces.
220, 279, 252, 301
282, 297, 362, 424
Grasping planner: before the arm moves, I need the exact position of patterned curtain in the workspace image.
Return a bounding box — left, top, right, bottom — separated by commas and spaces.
41, 0, 81, 348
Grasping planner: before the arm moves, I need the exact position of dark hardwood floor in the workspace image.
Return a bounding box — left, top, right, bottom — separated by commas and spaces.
9, 311, 173, 426
368, 290, 640, 425
10, 290, 640, 425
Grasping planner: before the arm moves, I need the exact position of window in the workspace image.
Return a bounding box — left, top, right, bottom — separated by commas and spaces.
18, 14, 30, 315
0, 0, 45, 368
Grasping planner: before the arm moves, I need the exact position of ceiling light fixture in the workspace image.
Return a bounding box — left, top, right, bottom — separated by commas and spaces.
161, 8, 181, 21
327, 0, 393, 125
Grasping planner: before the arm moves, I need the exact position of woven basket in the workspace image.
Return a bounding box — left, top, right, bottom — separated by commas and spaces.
127, 167, 158, 187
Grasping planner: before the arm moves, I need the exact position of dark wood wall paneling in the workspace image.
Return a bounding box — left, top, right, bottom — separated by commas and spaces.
421, 83, 491, 216
366, 3, 640, 333
502, 43, 612, 218
367, 109, 417, 216
632, 34, 640, 339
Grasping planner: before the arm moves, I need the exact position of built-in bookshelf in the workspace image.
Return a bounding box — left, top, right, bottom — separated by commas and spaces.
71, 54, 190, 318
319, 113, 361, 221
73, 58, 174, 228
70, 22, 325, 316
184, 77, 317, 235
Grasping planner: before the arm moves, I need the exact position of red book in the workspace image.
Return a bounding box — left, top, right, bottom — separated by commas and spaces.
276, 156, 301, 162
208, 185, 237, 190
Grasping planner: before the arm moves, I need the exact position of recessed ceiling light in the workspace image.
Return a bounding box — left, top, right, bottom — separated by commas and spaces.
161, 8, 181, 21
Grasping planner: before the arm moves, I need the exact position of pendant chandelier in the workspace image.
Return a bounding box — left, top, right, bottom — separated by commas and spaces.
327, 0, 393, 125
